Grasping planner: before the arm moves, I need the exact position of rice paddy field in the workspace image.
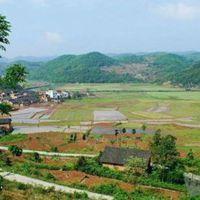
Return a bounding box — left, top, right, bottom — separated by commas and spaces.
47, 83, 200, 156
5, 83, 200, 157
50, 84, 200, 124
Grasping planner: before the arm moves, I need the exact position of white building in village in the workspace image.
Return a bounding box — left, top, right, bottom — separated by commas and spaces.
45, 90, 70, 100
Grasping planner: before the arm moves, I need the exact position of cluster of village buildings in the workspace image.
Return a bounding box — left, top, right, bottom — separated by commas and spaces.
0, 89, 90, 107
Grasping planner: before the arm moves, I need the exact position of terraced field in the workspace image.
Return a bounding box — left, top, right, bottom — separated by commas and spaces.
50, 86, 200, 125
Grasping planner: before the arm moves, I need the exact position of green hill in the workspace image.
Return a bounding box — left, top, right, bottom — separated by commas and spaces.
174, 62, 200, 86
144, 53, 190, 83
2, 51, 199, 86
113, 54, 144, 64
29, 52, 138, 83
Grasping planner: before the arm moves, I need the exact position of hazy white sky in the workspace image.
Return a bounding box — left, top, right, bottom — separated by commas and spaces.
0, 0, 200, 57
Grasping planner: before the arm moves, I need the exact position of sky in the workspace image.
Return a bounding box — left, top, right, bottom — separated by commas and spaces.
0, 0, 200, 58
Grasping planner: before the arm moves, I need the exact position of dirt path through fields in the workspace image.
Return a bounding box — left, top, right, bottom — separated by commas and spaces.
0, 171, 113, 200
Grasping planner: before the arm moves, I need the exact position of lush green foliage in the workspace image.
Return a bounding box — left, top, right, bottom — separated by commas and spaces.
29, 52, 137, 83
0, 14, 11, 53
0, 102, 12, 116
150, 133, 185, 183
125, 157, 147, 176
113, 53, 144, 64
0, 134, 27, 143
8, 145, 23, 156
27, 52, 200, 86
75, 157, 185, 191
75, 157, 123, 180
2, 64, 28, 88
174, 62, 200, 87
1, 51, 200, 86
182, 150, 200, 175
0, 178, 90, 200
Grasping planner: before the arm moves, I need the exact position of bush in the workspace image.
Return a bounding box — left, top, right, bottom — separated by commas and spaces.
73, 192, 89, 200
16, 182, 29, 190
8, 145, 23, 156
35, 163, 61, 170
75, 158, 185, 192
21, 162, 32, 175
50, 146, 58, 152
33, 152, 42, 162
71, 182, 88, 190
92, 184, 126, 196
44, 172, 56, 181
75, 158, 123, 180
62, 162, 75, 171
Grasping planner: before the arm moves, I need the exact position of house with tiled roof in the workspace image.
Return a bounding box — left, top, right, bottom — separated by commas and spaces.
99, 146, 151, 171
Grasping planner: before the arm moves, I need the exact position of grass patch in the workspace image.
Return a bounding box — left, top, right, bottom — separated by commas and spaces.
0, 134, 27, 143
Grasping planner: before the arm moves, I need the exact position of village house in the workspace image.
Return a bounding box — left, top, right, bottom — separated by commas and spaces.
0, 118, 13, 135
99, 146, 151, 171
0, 90, 39, 107
45, 90, 70, 102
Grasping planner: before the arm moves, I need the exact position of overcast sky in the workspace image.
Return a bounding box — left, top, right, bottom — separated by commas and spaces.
0, 0, 199, 57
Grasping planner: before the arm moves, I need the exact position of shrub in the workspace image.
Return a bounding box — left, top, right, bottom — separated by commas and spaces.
21, 162, 32, 175
75, 158, 123, 180
44, 172, 56, 181
132, 129, 136, 134
82, 134, 86, 140
33, 152, 42, 162
50, 146, 58, 152
71, 182, 88, 190
92, 183, 126, 196
73, 192, 89, 200
8, 145, 23, 156
16, 182, 29, 190
62, 162, 75, 171
122, 128, 126, 134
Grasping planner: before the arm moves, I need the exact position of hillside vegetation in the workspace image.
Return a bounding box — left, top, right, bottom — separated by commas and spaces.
29, 52, 137, 83
1, 51, 200, 86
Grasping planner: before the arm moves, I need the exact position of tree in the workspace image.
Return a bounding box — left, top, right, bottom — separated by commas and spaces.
141, 124, 147, 132
8, 145, 23, 156
150, 133, 184, 183
33, 152, 41, 162
51, 146, 58, 152
70, 134, 74, 142
73, 133, 77, 142
150, 133, 180, 167
115, 129, 119, 136
75, 156, 86, 169
0, 15, 11, 54
0, 103, 12, 116
126, 157, 146, 177
122, 128, 126, 134
4, 157, 12, 166
186, 149, 194, 161
132, 129, 136, 134
155, 129, 161, 134
4, 64, 28, 88
82, 134, 86, 140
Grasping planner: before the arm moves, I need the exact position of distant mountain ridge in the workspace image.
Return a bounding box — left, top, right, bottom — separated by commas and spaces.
1, 51, 200, 86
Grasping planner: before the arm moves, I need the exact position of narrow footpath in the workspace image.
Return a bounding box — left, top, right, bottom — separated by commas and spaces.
0, 171, 113, 200
0, 146, 97, 158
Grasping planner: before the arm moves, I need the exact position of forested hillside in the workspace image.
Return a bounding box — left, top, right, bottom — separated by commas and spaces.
1, 52, 200, 86
174, 62, 200, 87
29, 52, 137, 83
